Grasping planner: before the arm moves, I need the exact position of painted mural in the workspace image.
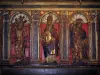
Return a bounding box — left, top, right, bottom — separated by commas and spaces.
1, 10, 98, 65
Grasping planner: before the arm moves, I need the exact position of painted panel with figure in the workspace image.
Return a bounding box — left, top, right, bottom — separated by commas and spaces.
68, 11, 98, 65
9, 11, 31, 64
39, 11, 61, 64
69, 12, 89, 65
4, 10, 98, 65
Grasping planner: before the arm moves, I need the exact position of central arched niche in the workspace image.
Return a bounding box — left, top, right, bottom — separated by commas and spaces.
39, 11, 61, 63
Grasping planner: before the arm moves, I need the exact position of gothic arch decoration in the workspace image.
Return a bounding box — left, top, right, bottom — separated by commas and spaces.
10, 12, 31, 24
69, 12, 90, 64
40, 12, 59, 24
39, 11, 61, 63
71, 13, 88, 23
9, 11, 31, 64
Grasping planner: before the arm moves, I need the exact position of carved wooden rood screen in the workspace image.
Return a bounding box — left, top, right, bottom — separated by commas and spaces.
0, 3, 100, 67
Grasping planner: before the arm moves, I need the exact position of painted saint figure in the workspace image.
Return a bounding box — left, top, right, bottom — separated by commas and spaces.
41, 15, 59, 63
10, 12, 31, 64
14, 16, 27, 60
70, 18, 89, 64
15, 16, 26, 42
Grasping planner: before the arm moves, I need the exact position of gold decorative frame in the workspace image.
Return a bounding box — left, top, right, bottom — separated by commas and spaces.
0, 2, 99, 64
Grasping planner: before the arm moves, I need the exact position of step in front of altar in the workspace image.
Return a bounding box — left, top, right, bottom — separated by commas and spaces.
1, 65, 100, 75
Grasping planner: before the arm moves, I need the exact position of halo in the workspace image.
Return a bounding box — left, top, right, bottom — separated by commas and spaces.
41, 12, 58, 24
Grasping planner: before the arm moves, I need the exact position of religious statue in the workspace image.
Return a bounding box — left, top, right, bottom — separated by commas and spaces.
15, 16, 26, 41
41, 15, 59, 63
70, 18, 89, 64
14, 16, 27, 60
10, 12, 31, 64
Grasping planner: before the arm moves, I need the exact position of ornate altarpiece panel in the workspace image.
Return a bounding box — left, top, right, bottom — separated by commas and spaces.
1, 9, 99, 65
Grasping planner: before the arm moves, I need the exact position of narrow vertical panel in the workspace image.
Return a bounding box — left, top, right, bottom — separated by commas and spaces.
3, 12, 9, 60
62, 18, 68, 61
0, 11, 3, 60
32, 11, 40, 62
33, 21, 39, 61
63, 21, 67, 60
30, 22, 33, 62
60, 13, 64, 61
89, 22, 92, 61
97, 13, 100, 63
60, 11, 68, 61
92, 23, 96, 59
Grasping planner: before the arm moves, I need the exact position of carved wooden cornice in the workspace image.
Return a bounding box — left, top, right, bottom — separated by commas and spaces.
0, 2, 100, 5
